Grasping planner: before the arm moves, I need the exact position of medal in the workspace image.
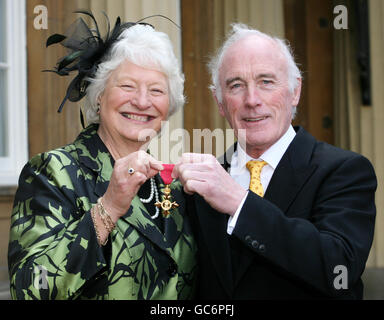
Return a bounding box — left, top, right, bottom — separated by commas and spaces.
155, 164, 179, 217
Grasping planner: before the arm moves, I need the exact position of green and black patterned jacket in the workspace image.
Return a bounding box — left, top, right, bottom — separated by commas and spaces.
8, 124, 197, 300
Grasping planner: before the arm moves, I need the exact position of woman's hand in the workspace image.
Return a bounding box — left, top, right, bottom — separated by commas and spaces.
101, 150, 163, 222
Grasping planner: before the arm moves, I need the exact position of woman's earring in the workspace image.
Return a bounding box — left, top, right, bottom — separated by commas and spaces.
97, 103, 100, 114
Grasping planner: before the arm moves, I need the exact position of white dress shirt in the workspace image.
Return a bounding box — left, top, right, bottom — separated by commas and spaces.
227, 125, 296, 234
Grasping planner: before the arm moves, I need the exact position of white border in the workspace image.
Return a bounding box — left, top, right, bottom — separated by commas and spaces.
0, 0, 28, 186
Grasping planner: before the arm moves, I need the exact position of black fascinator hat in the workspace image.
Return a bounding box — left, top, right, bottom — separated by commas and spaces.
45, 10, 153, 114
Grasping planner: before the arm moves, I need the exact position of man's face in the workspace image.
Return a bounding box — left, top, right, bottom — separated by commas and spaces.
216, 36, 301, 157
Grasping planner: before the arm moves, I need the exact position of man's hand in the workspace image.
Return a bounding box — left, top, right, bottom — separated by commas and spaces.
172, 153, 247, 216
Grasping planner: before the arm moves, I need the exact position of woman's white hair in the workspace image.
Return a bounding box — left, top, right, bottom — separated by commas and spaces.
208, 23, 302, 117
84, 24, 185, 124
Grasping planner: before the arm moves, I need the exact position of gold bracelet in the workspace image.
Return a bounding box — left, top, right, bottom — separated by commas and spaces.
97, 197, 116, 233
97, 199, 115, 233
90, 206, 108, 246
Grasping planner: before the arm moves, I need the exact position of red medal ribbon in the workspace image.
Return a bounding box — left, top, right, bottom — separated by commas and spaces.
160, 164, 174, 185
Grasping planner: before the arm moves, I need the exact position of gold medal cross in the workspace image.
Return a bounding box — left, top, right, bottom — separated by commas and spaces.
155, 185, 179, 217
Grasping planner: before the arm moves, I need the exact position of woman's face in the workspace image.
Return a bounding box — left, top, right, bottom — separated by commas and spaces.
98, 60, 170, 147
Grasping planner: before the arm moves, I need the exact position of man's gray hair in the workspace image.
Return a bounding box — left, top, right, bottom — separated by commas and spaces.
84, 24, 185, 124
208, 23, 302, 111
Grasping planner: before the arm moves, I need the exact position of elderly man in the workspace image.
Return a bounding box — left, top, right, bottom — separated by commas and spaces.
173, 24, 376, 299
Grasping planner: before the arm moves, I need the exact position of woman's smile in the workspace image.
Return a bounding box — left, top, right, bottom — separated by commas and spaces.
120, 112, 155, 123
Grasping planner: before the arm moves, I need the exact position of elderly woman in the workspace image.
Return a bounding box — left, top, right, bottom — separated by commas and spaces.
8, 13, 196, 300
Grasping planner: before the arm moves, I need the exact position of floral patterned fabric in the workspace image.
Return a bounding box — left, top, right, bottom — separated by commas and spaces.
8, 124, 197, 300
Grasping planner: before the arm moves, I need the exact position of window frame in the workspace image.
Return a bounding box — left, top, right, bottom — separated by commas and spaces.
0, 0, 28, 187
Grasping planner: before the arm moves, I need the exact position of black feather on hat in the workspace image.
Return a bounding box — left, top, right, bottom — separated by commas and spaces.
44, 10, 153, 113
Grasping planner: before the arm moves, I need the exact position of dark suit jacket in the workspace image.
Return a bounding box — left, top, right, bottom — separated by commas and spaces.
189, 126, 376, 299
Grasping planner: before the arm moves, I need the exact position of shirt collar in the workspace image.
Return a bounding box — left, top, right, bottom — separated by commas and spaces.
234, 125, 296, 170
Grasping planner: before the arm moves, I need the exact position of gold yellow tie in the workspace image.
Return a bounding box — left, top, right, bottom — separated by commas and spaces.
246, 160, 268, 197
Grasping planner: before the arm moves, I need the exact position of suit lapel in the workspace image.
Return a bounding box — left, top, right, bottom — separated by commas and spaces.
264, 126, 318, 212
190, 144, 236, 296
194, 194, 234, 296
72, 123, 114, 200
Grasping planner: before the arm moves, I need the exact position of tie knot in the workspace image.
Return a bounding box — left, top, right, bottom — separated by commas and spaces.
246, 160, 268, 174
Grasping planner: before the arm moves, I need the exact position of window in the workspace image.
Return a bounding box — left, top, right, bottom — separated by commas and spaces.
0, 0, 28, 187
